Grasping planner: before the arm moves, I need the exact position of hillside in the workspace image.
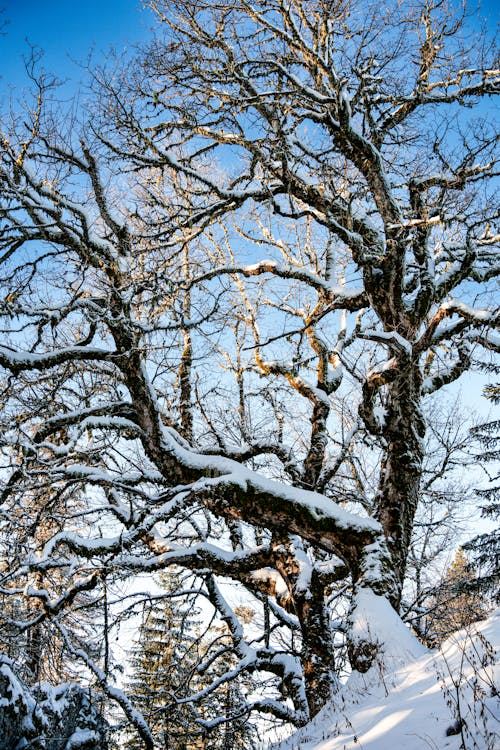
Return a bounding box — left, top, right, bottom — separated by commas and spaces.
277, 611, 499, 750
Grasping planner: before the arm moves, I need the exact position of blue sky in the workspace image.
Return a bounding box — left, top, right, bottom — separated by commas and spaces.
0, 0, 151, 92
0, 2, 495, 553
1, 0, 497, 93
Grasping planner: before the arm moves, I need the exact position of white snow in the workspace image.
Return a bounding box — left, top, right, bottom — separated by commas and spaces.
275, 610, 500, 750
159, 427, 382, 536
348, 588, 427, 668
361, 328, 412, 355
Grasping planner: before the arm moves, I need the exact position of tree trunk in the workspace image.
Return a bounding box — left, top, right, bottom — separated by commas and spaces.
273, 537, 338, 716
295, 570, 338, 716
376, 365, 426, 605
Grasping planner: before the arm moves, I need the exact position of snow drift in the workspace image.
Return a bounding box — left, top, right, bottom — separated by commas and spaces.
276, 610, 500, 750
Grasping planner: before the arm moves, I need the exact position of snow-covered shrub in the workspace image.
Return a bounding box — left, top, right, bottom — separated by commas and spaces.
439, 626, 499, 750
0, 654, 108, 749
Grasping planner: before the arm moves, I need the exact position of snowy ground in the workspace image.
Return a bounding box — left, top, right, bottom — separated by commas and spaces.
276, 610, 499, 750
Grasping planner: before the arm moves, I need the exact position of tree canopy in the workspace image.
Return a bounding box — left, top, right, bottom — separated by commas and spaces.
0, 0, 498, 746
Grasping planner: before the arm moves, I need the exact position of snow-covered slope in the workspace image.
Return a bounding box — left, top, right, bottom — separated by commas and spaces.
276, 610, 499, 750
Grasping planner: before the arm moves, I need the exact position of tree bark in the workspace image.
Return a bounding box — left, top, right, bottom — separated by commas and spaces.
376, 365, 426, 605
295, 571, 338, 716
272, 537, 341, 715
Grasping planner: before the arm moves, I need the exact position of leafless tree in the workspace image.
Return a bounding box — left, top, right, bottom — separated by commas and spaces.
0, 0, 498, 743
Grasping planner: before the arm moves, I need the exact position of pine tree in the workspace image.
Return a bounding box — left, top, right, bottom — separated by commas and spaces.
126, 574, 257, 750
463, 377, 500, 604
195, 609, 257, 750
126, 574, 203, 750
424, 548, 490, 646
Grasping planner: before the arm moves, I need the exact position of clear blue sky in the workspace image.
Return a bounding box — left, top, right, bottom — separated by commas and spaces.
0, 0, 151, 93
1, 0, 497, 93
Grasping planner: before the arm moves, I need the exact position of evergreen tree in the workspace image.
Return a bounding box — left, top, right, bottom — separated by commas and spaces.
463, 377, 500, 604
126, 574, 203, 749
194, 609, 257, 750
126, 574, 256, 750
424, 548, 490, 646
